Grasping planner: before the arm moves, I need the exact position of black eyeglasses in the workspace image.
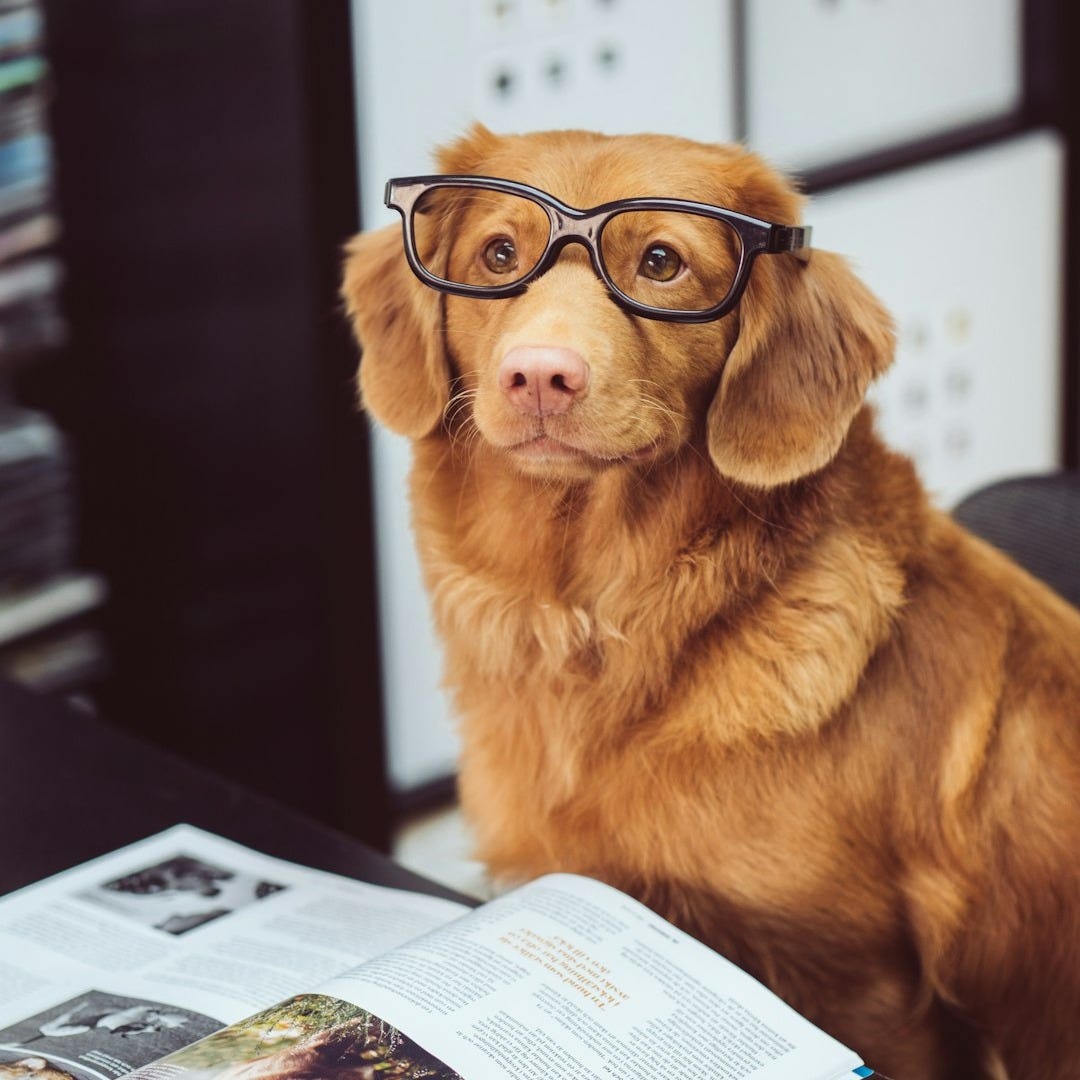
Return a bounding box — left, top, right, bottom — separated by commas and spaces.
384, 175, 811, 324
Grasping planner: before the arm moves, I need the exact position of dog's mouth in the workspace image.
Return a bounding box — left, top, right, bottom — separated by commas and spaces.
511, 435, 581, 461
508, 433, 654, 467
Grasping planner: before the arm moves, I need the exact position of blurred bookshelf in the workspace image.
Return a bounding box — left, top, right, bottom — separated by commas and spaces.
23, 0, 390, 849
0, 0, 107, 700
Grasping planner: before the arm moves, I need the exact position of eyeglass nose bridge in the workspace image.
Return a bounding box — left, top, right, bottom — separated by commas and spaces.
530, 206, 612, 291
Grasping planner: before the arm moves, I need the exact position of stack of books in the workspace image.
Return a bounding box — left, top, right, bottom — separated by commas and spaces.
1, 0, 63, 364
0, 405, 71, 583
0, 0, 105, 695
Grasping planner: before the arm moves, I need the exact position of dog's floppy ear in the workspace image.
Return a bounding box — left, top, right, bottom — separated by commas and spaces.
706, 249, 894, 488
341, 224, 449, 439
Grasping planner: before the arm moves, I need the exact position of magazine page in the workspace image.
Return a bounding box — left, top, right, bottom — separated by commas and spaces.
0, 826, 470, 1080
129, 874, 867, 1080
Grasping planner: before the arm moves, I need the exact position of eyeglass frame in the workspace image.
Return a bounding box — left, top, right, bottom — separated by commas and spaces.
384, 174, 812, 324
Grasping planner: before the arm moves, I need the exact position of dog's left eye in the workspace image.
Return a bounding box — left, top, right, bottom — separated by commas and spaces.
638, 243, 683, 282
483, 237, 519, 274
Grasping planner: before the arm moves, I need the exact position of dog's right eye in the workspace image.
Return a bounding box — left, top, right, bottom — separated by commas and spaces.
482, 237, 519, 275
638, 243, 683, 282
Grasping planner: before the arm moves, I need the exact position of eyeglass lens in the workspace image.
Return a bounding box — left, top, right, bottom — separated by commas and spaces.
600, 210, 742, 312
411, 185, 745, 314
412, 186, 549, 287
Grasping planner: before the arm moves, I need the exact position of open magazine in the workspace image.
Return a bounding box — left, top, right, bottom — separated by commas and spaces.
0, 826, 874, 1080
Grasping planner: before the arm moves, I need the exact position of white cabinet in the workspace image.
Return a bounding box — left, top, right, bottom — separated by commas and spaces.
744, 0, 1023, 173
808, 131, 1063, 506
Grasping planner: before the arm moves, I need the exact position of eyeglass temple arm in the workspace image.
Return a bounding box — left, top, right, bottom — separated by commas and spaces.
767, 225, 813, 263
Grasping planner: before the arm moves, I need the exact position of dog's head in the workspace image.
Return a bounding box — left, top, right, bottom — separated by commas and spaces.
342, 125, 893, 488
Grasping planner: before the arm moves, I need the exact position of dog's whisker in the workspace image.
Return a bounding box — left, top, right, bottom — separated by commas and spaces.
443, 387, 478, 430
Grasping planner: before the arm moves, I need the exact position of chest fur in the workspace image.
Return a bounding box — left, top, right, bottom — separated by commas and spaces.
411, 443, 904, 884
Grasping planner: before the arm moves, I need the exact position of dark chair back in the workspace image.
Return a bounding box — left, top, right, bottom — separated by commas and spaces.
952, 472, 1080, 609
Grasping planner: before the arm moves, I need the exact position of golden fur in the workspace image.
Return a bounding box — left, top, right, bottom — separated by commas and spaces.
342, 125, 1080, 1079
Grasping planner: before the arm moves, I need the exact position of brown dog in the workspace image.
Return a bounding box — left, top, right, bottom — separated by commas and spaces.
342, 124, 1080, 1079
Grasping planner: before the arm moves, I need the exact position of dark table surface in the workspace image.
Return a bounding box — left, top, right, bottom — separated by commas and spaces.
0, 677, 472, 905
